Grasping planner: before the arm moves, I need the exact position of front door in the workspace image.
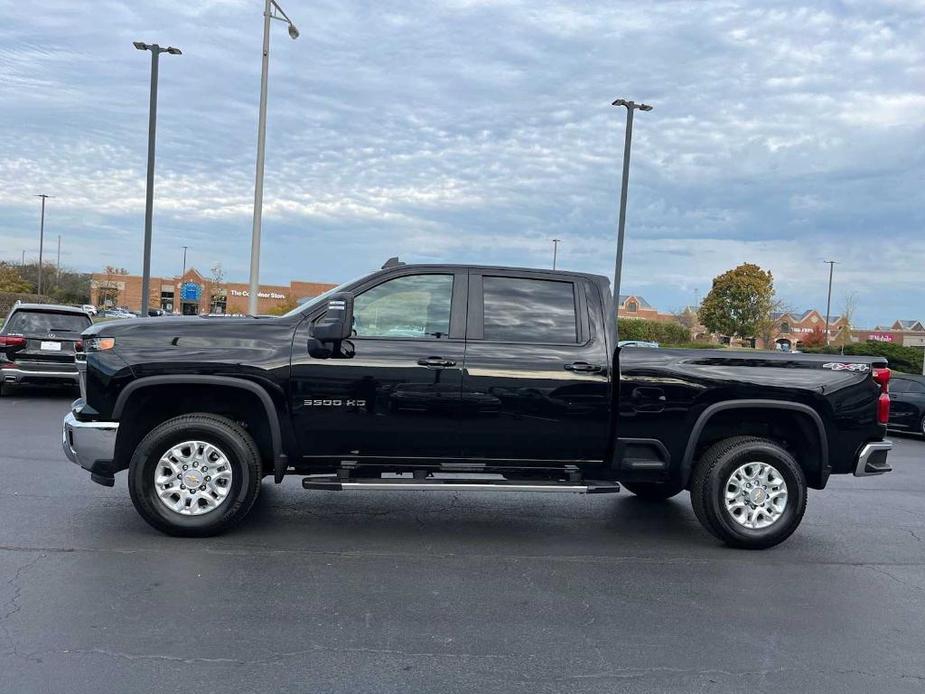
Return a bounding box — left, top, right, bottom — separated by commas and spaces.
458, 271, 611, 462
290, 270, 468, 461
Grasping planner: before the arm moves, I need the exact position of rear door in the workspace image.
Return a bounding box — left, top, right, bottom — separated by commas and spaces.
458, 270, 611, 462
1, 309, 90, 369
290, 269, 468, 460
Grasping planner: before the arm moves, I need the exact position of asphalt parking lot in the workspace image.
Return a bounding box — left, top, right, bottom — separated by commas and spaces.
1, 388, 924, 693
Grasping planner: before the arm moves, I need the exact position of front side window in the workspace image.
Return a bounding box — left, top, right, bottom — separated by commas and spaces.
482, 276, 577, 343
353, 274, 453, 338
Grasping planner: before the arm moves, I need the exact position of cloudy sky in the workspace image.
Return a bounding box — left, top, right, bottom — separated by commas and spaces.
0, 0, 922, 326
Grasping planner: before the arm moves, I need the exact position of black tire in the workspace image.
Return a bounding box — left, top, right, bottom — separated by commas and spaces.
622, 481, 684, 501
690, 436, 807, 550
128, 414, 262, 537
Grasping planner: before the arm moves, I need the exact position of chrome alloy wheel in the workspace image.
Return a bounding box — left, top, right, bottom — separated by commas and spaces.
154, 441, 233, 516
724, 462, 788, 530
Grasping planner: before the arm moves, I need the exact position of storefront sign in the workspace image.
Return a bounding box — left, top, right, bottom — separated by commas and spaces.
181, 282, 202, 302
229, 289, 286, 300
867, 333, 894, 342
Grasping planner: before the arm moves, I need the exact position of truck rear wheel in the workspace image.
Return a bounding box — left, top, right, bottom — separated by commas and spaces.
128, 414, 262, 537
622, 481, 684, 500
690, 436, 807, 549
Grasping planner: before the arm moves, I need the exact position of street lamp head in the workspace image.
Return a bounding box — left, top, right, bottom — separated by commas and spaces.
166, 46, 182, 55
638, 103, 654, 111
133, 41, 149, 51
288, 23, 300, 39
612, 98, 628, 107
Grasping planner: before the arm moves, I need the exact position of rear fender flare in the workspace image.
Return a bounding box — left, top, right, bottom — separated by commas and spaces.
680, 399, 829, 487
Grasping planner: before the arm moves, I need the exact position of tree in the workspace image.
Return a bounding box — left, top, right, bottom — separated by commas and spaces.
801, 324, 826, 349
266, 294, 300, 316
206, 263, 227, 313
699, 263, 775, 340
97, 266, 129, 307
756, 298, 791, 350
835, 291, 859, 351
0, 262, 31, 293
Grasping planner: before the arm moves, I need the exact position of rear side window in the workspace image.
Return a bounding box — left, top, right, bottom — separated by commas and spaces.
4, 311, 90, 335
482, 276, 578, 343
905, 380, 925, 394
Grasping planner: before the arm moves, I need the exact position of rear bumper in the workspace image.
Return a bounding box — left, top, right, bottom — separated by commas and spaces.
62, 408, 119, 485
853, 440, 892, 476
2, 365, 79, 385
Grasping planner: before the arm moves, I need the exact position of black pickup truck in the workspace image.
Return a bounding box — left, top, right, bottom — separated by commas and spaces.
63, 261, 894, 548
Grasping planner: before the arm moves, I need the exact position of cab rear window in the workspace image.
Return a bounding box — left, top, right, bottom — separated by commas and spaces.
4, 311, 91, 335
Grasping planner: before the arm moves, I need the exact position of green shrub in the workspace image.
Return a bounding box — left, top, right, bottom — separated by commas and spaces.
617, 318, 689, 345
801, 341, 924, 374
0, 292, 52, 318
661, 341, 725, 350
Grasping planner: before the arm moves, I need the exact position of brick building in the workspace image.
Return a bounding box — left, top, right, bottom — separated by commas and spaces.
90, 267, 337, 315
768, 309, 848, 350
617, 294, 677, 322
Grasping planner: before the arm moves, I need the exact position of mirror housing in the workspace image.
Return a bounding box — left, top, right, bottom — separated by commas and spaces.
311, 292, 354, 342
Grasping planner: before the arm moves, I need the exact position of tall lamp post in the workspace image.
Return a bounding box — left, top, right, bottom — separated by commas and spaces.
134, 41, 181, 316
247, 0, 299, 316
824, 259, 837, 346
552, 239, 560, 270
181, 245, 189, 277
35, 194, 53, 295
611, 99, 652, 336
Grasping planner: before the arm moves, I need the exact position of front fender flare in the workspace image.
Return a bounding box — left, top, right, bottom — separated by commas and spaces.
112, 375, 285, 480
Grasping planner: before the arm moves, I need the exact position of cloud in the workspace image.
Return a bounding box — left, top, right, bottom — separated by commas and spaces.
0, 0, 922, 326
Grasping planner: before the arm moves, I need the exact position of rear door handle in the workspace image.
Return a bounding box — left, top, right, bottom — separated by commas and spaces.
417, 356, 457, 368
564, 361, 602, 373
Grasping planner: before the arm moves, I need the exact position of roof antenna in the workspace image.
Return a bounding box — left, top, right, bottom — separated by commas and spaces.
381, 257, 405, 269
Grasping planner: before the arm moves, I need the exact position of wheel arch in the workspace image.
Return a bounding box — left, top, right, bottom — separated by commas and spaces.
680, 399, 829, 490
112, 375, 285, 480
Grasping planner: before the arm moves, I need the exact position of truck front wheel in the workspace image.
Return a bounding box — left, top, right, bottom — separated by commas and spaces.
128, 414, 262, 537
690, 436, 807, 549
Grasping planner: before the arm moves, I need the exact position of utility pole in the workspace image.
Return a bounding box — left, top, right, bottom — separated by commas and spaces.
552, 239, 560, 270
181, 245, 189, 277
35, 194, 52, 295
824, 260, 837, 346
20, 250, 25, 266
611, 99, 652, 337
134, 41, 181, 316
56, 234, 61, 286
248, 0, 299, 316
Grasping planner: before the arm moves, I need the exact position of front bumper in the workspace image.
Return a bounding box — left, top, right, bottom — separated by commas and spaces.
62, 408, 119, 486
853, 440, 893, 476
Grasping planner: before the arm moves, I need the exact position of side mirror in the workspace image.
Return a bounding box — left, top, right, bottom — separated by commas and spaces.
310, 292, 354, 342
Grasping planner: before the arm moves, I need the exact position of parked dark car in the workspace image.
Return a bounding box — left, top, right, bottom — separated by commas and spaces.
888, 374, 925, 436
0, 303, 92, 394
62, 262, 893, 548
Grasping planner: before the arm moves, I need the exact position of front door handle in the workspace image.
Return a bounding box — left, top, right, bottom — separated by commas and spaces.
564, 361, 602, 373
417, 356, 457, 368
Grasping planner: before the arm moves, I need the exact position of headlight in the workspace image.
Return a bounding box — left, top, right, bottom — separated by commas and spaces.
85, 337, 116, 352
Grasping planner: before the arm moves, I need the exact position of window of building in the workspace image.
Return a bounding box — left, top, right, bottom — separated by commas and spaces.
160, 290, 174, 313
353, 274, 453, 338
627, 300, 638, 313
482, 276, 577, 343
780, 321, 790, 333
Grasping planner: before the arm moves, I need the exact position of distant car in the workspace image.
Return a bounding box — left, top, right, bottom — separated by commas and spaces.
148, 309, 165, 317
0, 303, 92, 394
889, 374, 925, 436
81, 304, 98, 316
618, 340, 659, 349
99, 309, 135, 319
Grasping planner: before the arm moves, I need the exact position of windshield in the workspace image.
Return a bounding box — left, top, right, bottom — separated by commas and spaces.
281, 276, 364, 318
4, 310, 91, 335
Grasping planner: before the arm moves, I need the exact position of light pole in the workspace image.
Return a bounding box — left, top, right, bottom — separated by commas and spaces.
181, 245, 189, 277
35, 194, 53, 295
134, 41, 181, 316
56, 234, 61, 286
248, 0, 299, 316
824, 259, 837, 346
611, 99, 652, 334
552, 239, 560, 270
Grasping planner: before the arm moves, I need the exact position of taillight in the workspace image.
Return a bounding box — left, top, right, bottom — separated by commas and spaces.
75, 339, 83, 352
873, 367, 891, 424
0, 336, 26, 347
